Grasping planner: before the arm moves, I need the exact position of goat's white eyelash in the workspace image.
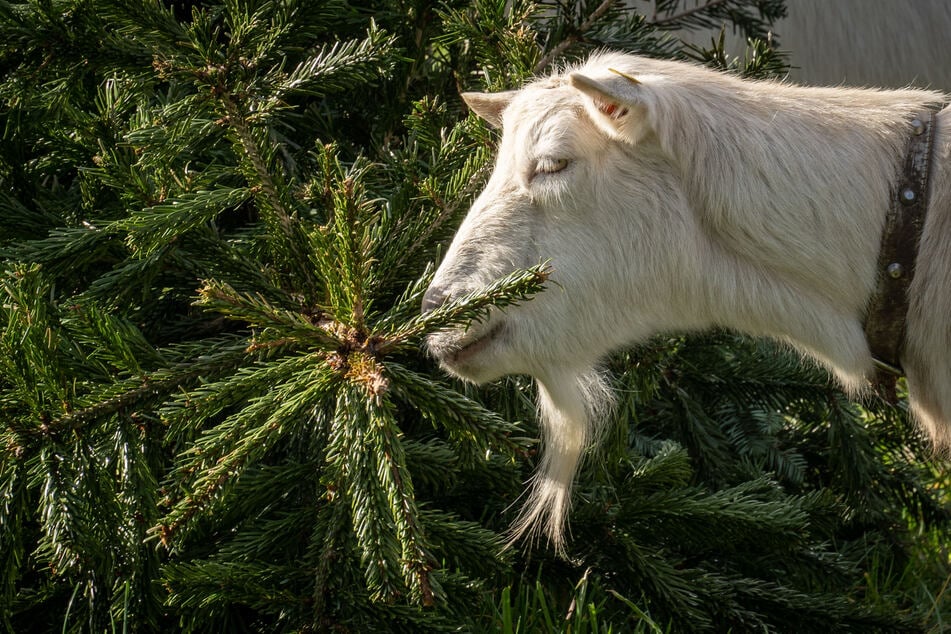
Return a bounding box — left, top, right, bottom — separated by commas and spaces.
534, 158, 570, 176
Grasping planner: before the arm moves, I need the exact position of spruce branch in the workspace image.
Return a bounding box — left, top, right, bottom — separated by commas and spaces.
386, 362, 524, 458
326, 385, 404, 602
161, 347, 320, 440
648, 0, 787, 41
121, 186, 252, 257
158, 358, 334, 544
322, 170, 379, 329
649, 0, 730, 26
379, 264, 550, 354
310, 498, 350, 623
162, 560, 305, 615
396, 157, 494, 271
317, 377, 442, 607
195, 279, 336, 348
61, 300, 166, 374
364, 395, 437, 606
265, 24, 398, 102
535, 0, 618, 72
217, 97, 322, 296
220, 98, 292, 228
43, 337, 250, 441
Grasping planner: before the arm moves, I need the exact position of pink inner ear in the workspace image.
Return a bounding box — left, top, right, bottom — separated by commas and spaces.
595, 99, 628, 120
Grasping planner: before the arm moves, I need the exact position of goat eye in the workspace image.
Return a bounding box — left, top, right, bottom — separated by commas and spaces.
535, 158, 570, 175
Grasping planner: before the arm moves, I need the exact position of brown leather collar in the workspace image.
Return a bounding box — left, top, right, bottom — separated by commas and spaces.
864, 107, 941, 397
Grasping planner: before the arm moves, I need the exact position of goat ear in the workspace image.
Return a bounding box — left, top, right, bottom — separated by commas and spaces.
461, 91, 515, 128
569, 70, 650, 142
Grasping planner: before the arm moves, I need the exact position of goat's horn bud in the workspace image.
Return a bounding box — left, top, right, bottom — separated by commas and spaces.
608, 68, 641, 85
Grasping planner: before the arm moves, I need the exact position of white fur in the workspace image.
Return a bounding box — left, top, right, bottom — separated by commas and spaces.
672, 0, 951, 89
424, 52, 951, 550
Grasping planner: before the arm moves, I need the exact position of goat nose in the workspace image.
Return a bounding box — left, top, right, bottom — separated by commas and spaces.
421, 285, 447, 315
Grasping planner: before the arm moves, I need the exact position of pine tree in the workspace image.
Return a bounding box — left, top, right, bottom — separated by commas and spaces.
1, 1, 948, 632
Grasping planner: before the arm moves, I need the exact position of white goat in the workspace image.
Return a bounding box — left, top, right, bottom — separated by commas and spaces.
423, 52, 951, 552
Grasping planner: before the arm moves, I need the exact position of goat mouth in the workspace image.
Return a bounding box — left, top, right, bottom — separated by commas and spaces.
443, 323, 505, 367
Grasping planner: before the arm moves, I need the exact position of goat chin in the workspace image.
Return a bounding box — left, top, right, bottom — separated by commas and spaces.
506, 367, 614, 555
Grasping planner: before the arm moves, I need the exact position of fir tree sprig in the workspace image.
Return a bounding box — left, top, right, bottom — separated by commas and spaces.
379, 264, 550, 354
158, 353, 334, 543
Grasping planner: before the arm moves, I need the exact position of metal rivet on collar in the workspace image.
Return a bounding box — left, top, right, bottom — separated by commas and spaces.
887, 262, 904, 279
911, 117, 925, 135
900, 187, 917, 204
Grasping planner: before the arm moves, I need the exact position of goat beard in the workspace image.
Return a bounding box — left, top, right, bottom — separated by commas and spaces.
507, 366, 615, 556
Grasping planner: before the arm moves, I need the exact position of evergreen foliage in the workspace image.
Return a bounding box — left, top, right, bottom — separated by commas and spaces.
0, 0, 948, 631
